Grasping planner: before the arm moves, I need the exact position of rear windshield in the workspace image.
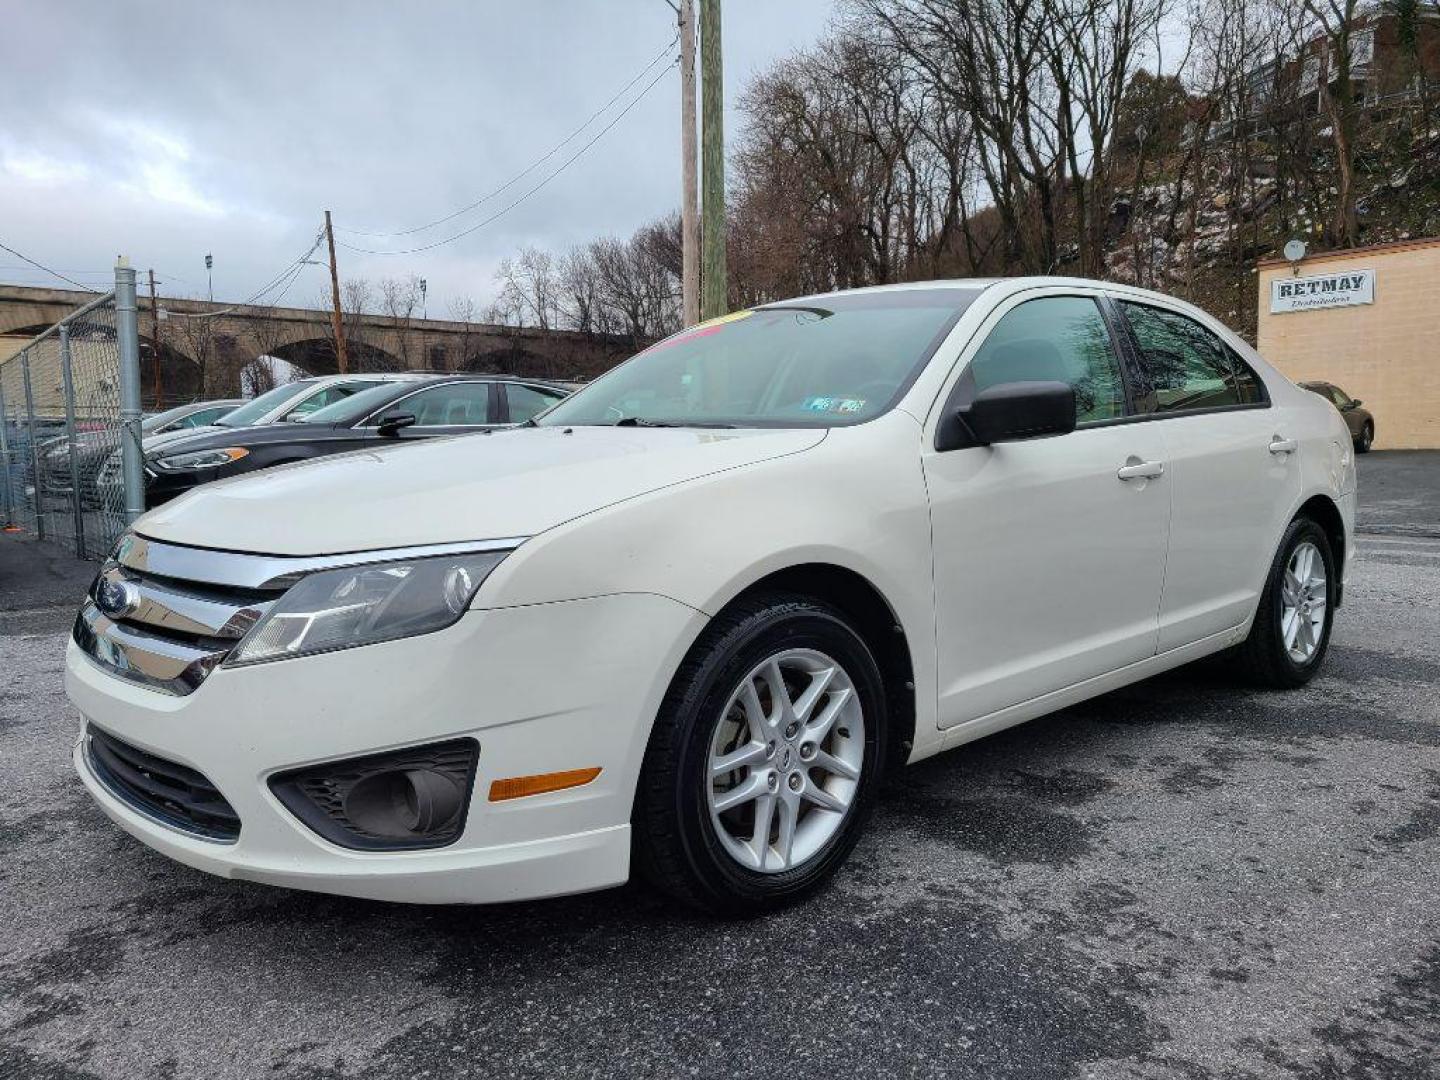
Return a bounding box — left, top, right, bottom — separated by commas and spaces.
538, 288, 981, 429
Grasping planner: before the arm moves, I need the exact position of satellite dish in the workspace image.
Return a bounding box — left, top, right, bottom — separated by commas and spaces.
1283, 239, 1307, 264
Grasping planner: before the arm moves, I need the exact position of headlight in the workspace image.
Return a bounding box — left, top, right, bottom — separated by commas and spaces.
226, 550, 509, 666
152, 447, 250, 471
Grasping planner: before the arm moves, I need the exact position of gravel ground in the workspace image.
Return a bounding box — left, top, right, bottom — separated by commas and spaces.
1, 453, 1437, 1079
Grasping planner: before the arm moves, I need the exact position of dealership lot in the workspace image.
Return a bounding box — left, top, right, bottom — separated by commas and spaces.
1, 455, 1437, 1080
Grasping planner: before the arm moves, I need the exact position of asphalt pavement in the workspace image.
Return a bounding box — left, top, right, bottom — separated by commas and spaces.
1, 452, 1437, 1079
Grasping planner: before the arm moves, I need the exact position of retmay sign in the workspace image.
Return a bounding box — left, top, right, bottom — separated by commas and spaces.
1271, 269, 1375, 313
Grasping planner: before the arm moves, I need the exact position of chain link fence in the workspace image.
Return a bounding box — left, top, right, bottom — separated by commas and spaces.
1, 266, 143, 561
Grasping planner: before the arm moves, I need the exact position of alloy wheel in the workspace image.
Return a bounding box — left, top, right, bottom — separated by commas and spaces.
706, 648, 865, 874
1280, 540, 1328, 663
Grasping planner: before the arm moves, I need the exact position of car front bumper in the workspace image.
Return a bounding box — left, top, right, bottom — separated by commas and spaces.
66, 592, 706, 904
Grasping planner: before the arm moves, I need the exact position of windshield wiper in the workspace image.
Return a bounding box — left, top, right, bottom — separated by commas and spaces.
613, 417, 737, 429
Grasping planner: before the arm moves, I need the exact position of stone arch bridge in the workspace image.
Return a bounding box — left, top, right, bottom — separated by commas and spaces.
0, 284, 632, 407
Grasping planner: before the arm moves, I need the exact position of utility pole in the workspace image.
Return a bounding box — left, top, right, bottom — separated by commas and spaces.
148, 269, 162, 407
205, 253, 213, 302
324, 211, 349, 373
679, 0, 700, 327
699, 0, 726, 321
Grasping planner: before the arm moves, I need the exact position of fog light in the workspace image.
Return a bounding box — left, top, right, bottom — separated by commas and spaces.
269, 738, 478, 851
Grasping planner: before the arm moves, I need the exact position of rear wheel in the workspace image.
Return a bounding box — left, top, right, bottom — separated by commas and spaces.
1355, 422, 1373, 453
1233, 518, 1335, 688
633, 594, 887, 915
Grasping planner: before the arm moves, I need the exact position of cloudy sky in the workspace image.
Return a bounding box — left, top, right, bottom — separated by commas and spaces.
1, 1, 836, 313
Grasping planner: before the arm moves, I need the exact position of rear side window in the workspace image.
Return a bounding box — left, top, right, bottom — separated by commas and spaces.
506, 384, 565, 423
968, 296, 1126, 424
1119, 302, 1264, 413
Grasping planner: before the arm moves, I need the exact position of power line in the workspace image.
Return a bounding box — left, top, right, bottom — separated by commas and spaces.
160, 227, 327, 318
0, 239, 103, 292
339, 54, 677, 257
337, 34, 680, 240
0, 265, 115, 276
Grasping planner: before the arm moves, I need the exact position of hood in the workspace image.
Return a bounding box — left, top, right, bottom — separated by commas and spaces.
144, 421, 344, 457
141, 425, 226, 455
136, 425, 826, 555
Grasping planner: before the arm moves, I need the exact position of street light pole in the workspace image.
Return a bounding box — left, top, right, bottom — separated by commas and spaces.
204, 253, 213, 303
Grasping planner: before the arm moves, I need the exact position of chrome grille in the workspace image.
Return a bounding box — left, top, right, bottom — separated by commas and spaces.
74, 544, 281, 696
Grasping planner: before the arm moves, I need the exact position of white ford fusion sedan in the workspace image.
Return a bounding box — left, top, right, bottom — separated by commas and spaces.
67, 278, 1355, 914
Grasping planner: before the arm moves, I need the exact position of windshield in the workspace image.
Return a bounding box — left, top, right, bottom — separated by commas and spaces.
297, 382, 404, 425
140, 410, 177, 433
217, 380, 318, 427
538, 288, 980, 429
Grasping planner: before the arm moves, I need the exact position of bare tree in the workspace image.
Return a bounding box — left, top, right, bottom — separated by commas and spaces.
378, 275, 424, 367
494, 248, 561, 330
1301, 0, 1364, 246
447, 295, 482, 369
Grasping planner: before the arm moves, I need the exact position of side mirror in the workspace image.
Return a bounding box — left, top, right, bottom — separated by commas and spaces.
939, 381, 1076, 450
376, 412, 417, 437
1348, 399, 1362, 409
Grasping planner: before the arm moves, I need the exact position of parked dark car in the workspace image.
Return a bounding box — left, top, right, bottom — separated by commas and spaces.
39, 399, 244, 504
1299, 381, 1374, 452
141, 375, 570, 506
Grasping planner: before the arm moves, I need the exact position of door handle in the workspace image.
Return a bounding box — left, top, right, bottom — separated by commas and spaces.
1269, 436, 1298, 455
1116, 460, 1164, 481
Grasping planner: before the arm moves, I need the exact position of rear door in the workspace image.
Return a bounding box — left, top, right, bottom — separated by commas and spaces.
1110, 298, 1301, 651
923, 289, 1172, 727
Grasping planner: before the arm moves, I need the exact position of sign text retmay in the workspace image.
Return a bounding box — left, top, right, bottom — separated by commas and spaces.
1270, 269, 1375, 313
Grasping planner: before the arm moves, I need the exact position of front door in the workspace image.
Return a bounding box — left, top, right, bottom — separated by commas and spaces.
922, 292, 1171, 727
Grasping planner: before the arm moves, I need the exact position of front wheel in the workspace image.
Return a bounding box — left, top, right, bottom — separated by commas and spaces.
1355, 422, 1373, 454
1233, 517, 1336, 687
633, 594, 887, 915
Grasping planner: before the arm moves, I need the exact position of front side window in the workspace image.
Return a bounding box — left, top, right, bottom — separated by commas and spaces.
967, 296, 1127, 424
1119, 302, 1264, 413
538, 289, 981, 429
1328, 386, 1354, 409
391, 382, 493, 426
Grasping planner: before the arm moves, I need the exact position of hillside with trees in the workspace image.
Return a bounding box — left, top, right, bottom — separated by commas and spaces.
489, 0, 1440, 349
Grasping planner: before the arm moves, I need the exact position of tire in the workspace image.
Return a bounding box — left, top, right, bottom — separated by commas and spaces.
633, 592, 888, 915
1354, 422, 1373, 454
1233, 517, 1336, 688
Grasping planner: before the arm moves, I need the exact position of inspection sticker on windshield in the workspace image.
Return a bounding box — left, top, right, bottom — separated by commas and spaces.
804, 397, 866, 414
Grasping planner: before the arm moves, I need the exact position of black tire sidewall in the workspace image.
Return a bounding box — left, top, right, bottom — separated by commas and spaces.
665, 600, 887, 912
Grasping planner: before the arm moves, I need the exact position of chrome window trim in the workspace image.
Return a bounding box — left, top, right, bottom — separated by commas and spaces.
117, 533, 526, 590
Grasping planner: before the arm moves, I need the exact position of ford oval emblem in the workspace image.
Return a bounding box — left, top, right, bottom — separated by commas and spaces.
96, 577, 141, 619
